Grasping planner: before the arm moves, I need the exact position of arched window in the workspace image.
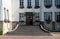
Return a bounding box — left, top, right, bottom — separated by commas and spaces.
44, 0, 52, 8
55, 0, 60, 8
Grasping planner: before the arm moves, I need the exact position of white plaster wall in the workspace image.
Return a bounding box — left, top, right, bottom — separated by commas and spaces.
12, 0, 41, 21
0, 0, 2, 21
2, 0, 13, 34
2, 0, 12, 21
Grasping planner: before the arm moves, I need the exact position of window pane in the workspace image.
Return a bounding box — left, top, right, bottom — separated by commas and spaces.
44, 0, 52, 8
20, 0, 24, 7
35, 13, 40, 21
44, 0, 52, 5
27, 0, 31, 6
56, 0, 60, 5
35, 0, 39, 6
19, 13, 24, 21
55, 12, 60, 22
44, 12, 52, 21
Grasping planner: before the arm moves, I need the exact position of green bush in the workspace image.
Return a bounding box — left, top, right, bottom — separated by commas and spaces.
0, 30, 3, 35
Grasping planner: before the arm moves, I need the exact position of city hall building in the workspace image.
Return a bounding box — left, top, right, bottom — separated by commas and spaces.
0, 0, 60, 34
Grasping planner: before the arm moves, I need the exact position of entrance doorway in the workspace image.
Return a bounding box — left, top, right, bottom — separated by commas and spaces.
26, 12, 33, 25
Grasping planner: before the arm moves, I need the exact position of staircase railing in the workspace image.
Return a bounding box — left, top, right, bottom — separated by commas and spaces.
39, 24, 50, 33
8, 22, 20, 32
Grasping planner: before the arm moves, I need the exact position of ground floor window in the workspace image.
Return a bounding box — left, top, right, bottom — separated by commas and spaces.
44, 12, 52, 23
19, 13, 25, 22
55, 12, 60, 22
35, 13, 40, 22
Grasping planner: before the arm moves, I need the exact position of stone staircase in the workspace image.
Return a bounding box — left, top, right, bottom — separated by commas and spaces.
6, 25, 52, 36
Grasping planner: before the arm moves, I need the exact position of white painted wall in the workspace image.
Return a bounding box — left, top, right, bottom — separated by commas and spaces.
12, 0, 41, 21
2, 0, 12, 21
0, 0, 2, 21
2, 0, 13, 34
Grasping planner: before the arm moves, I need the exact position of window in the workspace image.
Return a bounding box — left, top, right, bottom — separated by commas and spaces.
44, 12, 52, 23
55, 0, 60, 8
27, 0, 32, 8
19, 13, 24, 22
20, 0, 24, 8
35, 13, 40, 22
55, 12, 60, 22
35, 0, 40, 8
44, 0, 52, 8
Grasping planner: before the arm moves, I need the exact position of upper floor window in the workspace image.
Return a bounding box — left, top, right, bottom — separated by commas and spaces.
55, 0, 60, 8
27, 0, 32, 8
44, 0, 52, 8
20, 0, 24, 8
35, 0, 40, 8
55, 12, 60, 22
44, 12, 52, 23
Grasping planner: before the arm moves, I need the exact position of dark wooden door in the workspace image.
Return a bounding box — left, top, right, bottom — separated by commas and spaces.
26, 12, 33, 25
26, 16, 30, 25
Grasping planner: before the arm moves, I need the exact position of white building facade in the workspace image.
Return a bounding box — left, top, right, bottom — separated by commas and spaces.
0, 0, 60, 34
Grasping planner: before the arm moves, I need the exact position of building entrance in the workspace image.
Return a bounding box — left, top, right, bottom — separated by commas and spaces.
26, 12, 33, 25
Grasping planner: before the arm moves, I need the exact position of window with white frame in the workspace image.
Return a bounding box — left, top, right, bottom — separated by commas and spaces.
55, 12, 60, 22
35, 13, 40, 22
44, 12, 52, 22
19, 13, 24, 21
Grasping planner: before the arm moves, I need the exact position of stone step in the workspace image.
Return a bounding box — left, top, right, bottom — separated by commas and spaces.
6, 25, 52, 36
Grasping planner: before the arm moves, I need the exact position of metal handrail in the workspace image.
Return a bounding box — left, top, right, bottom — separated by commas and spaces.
39, 24, 50, 33
8, 22, 20, 32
